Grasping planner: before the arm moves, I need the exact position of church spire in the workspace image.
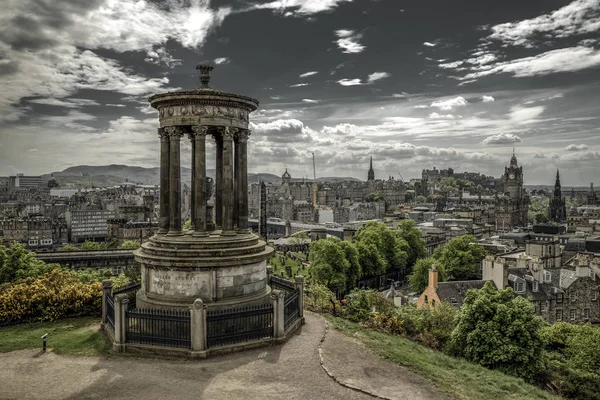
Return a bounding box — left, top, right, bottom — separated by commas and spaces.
367, 156, 375, 181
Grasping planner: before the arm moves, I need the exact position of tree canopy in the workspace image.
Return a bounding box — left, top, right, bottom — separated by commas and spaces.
309, 237, 350, 291
408, 257, 447, 292
433, 235, 486, 281
450, 282, 546, 382
0, 242, 58, 284
396, 220, 427, 268
354, 221, 409, 274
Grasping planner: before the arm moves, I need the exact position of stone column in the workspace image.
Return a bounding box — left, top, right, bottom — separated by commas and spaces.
215, 133, 223, 228
271, 289, 285, 340
101, 280, 113, 324
237, 130, 250, 232
158, 128, 170, 234
190, 298, 207, 353
112, 293, 129, 353
166, 126, 184, 236
221, 127, 237, 235
233, 134, 239, 229
191, 126, 209, 236
187, 133, 196, 234
295, 275, 305, 320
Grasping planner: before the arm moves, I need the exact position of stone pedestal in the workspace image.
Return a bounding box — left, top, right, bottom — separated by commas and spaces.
134, 232, 273, 311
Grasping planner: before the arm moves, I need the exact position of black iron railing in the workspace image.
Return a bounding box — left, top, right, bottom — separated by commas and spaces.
271, 275, 296, 293
113, 283, 141, 295
106, 296, 115, 332
125, 308, 191, 348
206, 303, 273, 348
284, 289, 300, 330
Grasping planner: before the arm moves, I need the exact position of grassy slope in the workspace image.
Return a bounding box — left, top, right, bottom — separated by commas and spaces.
328, 317, 560, 400
0, 318, 109, 356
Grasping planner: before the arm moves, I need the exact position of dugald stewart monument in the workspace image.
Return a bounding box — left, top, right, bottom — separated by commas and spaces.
134, 65, 274, 311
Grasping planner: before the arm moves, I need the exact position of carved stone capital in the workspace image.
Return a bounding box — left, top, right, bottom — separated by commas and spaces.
158, 127, 170, 141
189, 125, 209, 140
237, 129, 251, 143
220, 126, 238, 141
164, 126, 185, 140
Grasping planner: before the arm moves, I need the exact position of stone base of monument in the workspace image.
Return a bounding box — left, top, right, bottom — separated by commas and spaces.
133, 231, 274, 311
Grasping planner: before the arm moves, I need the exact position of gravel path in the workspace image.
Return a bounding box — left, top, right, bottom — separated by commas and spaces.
0, 313, 445, 400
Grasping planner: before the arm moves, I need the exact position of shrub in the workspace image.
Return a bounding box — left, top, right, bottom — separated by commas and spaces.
343, 289, 394, 322
450, 282, 546, 382
363, 302, 456, 350
305, 283, 338, 313
0, 269, 102, 326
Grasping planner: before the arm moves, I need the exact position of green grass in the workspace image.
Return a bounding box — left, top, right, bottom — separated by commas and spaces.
0, 317, 110, 356
269, 252, 310, 278
327, 317, 559, 400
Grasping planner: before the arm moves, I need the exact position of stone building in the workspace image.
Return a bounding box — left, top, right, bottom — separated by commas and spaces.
66, 209, 116, 242
548, 170, 567, 223
107, 219, 158, 244
494, 151, 529, 230
417, 266, 492, 308
0, 217, 68, 247
482, 247, 600, 324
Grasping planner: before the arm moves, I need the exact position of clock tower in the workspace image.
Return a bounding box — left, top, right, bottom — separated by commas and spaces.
503, 150, 523, 200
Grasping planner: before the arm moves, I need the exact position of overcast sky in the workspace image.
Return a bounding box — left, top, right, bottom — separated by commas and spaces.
0, 0, 599, 185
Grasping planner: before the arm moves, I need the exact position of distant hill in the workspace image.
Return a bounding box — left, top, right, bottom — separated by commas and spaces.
45, 165, 284, 187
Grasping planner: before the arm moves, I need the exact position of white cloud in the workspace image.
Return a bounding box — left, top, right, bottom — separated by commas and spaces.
461, 46, 600, 80
428, 113, 455, 120
106, 104, 127, 107
481, 95, 495, 103
28, 98, 100, 108
337, 78, 363, 86
423, 41, 436, 47
509, 106, 545, 123
145, 47, 182, 68
430, 96, 468, 110
486, 0, 600, 47
367, 72, 391, 83
391, 93, 409, 98
249, 0, 351, 15
290, 83, 309, 87
214, 57, 230, 65
335, 29, 365, 54
414, 105, 429, 109
302, 98, 320, 103
565, 144, 589, 151
299, 71, 318, 78
482, 133, 522, 145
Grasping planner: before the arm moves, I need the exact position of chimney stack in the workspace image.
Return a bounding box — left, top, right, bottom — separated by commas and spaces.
428, 264, 439, 288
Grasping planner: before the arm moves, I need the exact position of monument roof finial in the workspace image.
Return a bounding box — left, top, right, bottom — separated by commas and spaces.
196, 64, 214, 88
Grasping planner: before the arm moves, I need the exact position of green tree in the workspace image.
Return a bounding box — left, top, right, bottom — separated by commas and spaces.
183, 218, 192, 230
397, 220, 427, 268
354, 221, 408, 273
119, 240, 140, 249
408, 257, 446, 292
450, 282, 546, 382
309, 237, 349, 291
365, 192, 384, 202
404, 192, 415, 203
433, 235, 486, 280
59, 244, 79, 252
355, 242, 386, 278
339, 241, 361, 291
0, 242, 59, 284
533, 212, 549, 224
80, 240, 102, 250
415, 195, 426, 203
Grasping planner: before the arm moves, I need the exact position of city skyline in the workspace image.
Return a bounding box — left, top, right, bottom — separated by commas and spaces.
0, 0, 599, 185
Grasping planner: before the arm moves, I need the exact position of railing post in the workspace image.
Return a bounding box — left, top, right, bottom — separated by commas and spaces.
190, 298, 207, 353
101, 280, 113, 324
295, 275, 305, 321
271, 289, 285, 340
112, 293, 128, 353
266, 266, 273, 284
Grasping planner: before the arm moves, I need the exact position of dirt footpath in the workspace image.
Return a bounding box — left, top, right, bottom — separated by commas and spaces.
0, 313, 446, 400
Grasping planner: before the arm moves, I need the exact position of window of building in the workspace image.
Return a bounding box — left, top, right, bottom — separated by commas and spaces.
556, 309, 563, 321
557, 293, 563, 303
583, 308, 590, 320
589, 269, 596, 280
424, 295, 428, 303
570, 309, 576, 320
532, 281, 539, 292
570, 292, 577, 302
592, 289, 598, 301
544, 271, 552, 283
515, 281, 525, 293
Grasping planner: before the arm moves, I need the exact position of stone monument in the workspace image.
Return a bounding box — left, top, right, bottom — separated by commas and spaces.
134, 65, 274, 310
